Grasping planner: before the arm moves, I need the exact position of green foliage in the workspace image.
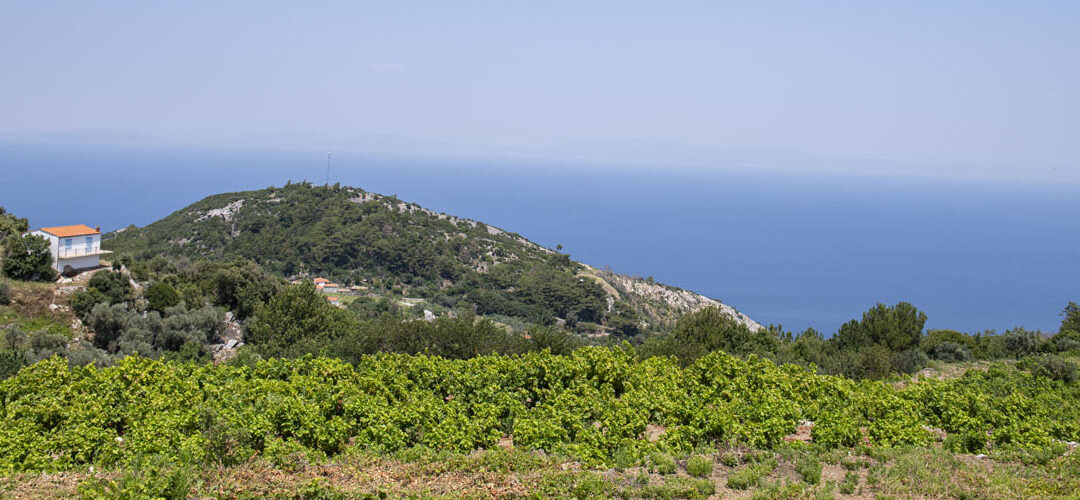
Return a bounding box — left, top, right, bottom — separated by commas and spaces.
838, 471, 859, 494
718, 450, 740, 467
84, 302, 223, 355
649, 452, 677, 474
103, 183, 680, 331
0, 206, 29, 242
145, 282, 180, 313
1004, 328, 1041, 359
1, 348, 1077, 475
796, 455, 822, 485
928, 341, 973, 362
71, 288, 109, 319
1020, 355, 1078, 383
686, 454, 713, 478
87, 271, 133, 307
921, 329, 976, 353
0, 281, 10, 305
1, 234, 56, 281
77, 455, 193, 500
1061, 302, 1080, 335
727, 458, 778, 490
890, 349, 928, 375
642, 307, 777, 365
245, 283, 358, 353
834, 302, 927, 352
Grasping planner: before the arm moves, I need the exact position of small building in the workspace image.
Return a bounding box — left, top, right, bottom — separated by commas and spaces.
321, 283, 342, 293
325, 296, 341, 306
32, 224, 112, 275
313, 278, 330, 285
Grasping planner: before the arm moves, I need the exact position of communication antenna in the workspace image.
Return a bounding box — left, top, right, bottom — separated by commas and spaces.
326, 151, 331, 186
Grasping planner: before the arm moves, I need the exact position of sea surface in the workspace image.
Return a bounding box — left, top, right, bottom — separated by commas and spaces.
2, 140, 1077, 334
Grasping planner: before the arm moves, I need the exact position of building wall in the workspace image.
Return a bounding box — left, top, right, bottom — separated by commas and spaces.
57, 255, 100, 273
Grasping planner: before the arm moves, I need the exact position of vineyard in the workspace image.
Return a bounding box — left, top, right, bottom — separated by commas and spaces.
2, 348, 1078, 476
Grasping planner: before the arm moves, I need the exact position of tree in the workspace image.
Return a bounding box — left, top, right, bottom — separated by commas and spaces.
1, 234, 56, 281
1061, 302, 1080, 335
246, 283, 356, 351
1003, 328, 1040, 360
145, 282, 181, 313
833, 302, 927, 352
87, 270, 132, 305
85, 302, 139, 351
0, 207, 29, 242
653, 307, 777, 364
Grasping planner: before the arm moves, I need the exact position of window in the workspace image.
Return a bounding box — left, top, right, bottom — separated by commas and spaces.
64, 238, 72, 249
85, 236, 93, 252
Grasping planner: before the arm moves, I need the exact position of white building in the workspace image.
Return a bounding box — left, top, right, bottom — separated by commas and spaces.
31, 225, 112, 274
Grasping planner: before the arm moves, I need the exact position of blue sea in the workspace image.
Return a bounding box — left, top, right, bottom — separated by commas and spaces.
2, 140, 1077, 334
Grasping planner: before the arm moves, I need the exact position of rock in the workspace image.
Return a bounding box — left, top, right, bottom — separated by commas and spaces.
225, 339, 238, 350
424, 309, 435, 321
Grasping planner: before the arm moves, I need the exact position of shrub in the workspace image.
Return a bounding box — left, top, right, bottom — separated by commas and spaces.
70, 289, 109, 319
726, 459, 777, 490
1004, 328, 1040, 359
145, 282, 181, 313
0, 281, 10, 305
1, 234, 56, 281
839, 471, 859, 494
686, 454, 713, 478
718, 451, 740, 467
1025, 355, 1079, 383
891, 348, 929, 375
796, 456, 822, 485
929, 341, 973, 362
76, 456, 193, 500
649, 453, 677, 474
87, 271, 132, 305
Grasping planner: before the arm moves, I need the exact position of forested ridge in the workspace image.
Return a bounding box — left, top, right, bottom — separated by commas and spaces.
104, 182, 758, 334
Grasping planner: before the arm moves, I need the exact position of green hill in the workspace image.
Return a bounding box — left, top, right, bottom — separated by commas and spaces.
105, 182, 759, 333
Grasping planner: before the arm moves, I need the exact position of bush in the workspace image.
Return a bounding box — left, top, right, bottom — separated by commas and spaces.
839, 470, 859, 494
145, 282, 181, 313
70, 289, 109, 319
718, 451, 740, 467
87, 271, 132, 306
649, 453, 677, 474
929, 341, 973, 362
1024, 355, 1079, 383
76, 456, 193, 500
0, 282, 10, 305
726, 459, 777, 490
891, 348, 929, 374
686, 454, 713, 478
1004, 328, 1040, 359
795, 455, 822, 485
1, 234, 56, 281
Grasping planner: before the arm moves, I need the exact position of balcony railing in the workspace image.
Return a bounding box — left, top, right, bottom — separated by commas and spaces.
56, 247, 113, 259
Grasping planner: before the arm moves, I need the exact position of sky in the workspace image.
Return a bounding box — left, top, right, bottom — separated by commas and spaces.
1, 1, 1078, 179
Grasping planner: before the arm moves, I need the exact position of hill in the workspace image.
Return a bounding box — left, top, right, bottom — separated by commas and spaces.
104, 182, 760, 334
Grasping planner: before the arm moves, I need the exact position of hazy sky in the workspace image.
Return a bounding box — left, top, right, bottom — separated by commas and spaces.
2, 1, 1078, 174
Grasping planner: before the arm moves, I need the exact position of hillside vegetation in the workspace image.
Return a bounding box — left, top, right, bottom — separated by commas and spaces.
104, 182, 759, 334
3, 350, 1080, 498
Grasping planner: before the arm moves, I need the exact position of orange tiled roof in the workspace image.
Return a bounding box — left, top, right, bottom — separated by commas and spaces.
326, 296, 340, 301
39, 225, 99, 237
313, 278, 330, 283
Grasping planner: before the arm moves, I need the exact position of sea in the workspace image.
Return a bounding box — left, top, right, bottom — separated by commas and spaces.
2, 140, 1077, 335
